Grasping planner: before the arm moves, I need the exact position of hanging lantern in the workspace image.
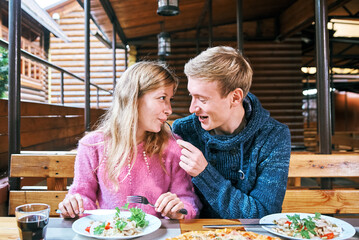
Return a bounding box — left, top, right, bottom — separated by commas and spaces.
158, 32, 171, 56
157, 0, 179, 16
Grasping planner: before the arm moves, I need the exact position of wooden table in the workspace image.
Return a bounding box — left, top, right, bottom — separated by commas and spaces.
1, 217, 358, 239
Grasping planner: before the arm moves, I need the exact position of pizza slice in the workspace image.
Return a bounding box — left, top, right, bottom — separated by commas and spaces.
166, 228, 281, 240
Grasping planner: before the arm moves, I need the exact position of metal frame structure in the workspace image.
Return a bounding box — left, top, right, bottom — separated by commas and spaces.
5, 0, 337, 190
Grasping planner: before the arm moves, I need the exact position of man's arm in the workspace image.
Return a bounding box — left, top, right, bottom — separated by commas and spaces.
177, 125, 291, 218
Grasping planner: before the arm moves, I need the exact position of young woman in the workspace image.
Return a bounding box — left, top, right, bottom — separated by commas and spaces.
58, 61, 201, 219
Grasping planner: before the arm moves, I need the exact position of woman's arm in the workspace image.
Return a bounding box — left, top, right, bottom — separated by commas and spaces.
66, 139, 100, 210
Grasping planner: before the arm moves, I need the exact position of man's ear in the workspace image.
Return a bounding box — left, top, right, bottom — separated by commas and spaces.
231, 88, 244, 106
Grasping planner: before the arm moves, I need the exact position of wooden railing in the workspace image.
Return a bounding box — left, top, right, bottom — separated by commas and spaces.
0, 99, 105, 172
332, 131, 359, 151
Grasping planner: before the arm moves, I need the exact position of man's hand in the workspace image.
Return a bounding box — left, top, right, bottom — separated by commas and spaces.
176, 139, 208, 177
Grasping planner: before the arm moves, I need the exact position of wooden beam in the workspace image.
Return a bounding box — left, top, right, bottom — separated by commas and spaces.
10, 155, 75, 178
9, 191, 67, 216
283, 189, 359, 214
279, 0, 351, 39
289, 153, 359, 177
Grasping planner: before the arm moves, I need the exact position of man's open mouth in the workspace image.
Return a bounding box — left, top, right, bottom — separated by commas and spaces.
199, 116, 208, 120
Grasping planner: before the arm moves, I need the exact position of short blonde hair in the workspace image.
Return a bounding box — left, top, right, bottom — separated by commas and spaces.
184, 46, 253, 98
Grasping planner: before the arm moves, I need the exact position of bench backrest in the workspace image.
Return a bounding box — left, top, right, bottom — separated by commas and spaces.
8, 152, 359, 215
283, 153, 359, 214
9, 154, 76, 216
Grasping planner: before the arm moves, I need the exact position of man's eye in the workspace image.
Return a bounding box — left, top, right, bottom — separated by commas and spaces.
159, 96, 166, 100
199, 98, 207, 103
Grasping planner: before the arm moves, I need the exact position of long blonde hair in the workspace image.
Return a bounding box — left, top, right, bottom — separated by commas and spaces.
97, 61, 178, 187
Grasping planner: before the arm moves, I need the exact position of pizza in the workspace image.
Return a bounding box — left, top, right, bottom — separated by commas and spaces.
166, 228, 281, 240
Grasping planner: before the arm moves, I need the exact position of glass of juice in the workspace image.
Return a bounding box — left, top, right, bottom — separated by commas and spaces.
15, 203, 50, 240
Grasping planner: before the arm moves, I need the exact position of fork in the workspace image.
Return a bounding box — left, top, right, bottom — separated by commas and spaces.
165, 122, 178, 141
127, 195, 188, 215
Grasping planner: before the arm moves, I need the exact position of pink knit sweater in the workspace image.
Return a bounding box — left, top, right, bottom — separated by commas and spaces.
68, 131, 201, 219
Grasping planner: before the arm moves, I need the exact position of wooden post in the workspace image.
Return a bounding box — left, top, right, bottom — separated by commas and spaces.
8, 0, 22, 191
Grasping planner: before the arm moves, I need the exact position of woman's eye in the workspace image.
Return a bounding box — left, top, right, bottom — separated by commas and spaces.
159, 96, 166, 100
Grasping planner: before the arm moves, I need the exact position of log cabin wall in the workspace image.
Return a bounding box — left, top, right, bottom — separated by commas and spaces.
0, 99, 105, 172
47, 0, 126, 109
136, 39, 304, 148
0, 3, 48, 103
246, 39, 304, 148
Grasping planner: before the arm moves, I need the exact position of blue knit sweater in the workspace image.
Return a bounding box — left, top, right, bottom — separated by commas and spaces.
172, 92, 291, 219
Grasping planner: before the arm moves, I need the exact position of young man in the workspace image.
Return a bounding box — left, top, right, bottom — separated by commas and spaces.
172, 46, 291, 218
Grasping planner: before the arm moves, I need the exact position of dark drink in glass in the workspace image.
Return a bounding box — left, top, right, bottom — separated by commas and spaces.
17, 214, 49, 240
15, 203, 50, 240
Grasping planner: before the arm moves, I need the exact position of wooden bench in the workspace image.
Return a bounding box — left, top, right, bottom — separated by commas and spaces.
8, 152, 359, 216
9, 153, 76, 216
282, 153, 359, 214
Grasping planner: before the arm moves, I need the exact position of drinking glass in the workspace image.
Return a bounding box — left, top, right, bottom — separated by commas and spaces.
15, 203, 50, 240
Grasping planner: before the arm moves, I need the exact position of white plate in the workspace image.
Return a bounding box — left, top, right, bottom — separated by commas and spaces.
259, 213, 356, 240
72, 211, 161, 239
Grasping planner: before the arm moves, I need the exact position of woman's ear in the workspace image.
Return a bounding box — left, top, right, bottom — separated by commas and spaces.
231, 88, 244, 106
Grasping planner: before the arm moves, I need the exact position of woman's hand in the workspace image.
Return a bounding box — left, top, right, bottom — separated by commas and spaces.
155, 192, 186, 219
58, 193, 84, 218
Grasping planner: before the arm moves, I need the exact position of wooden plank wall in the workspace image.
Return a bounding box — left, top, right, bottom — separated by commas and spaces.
0, 99, 105, 172
136, 39, 304, 147
246, 39, 304, 147
48, 2, 126, 109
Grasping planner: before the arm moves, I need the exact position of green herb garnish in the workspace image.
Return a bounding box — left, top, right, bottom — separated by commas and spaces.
285, 213, 322, 239
122, 203, 129, 210
93, 222, 106, 235
314, 212, 321, 219
115, 219, 128, 231
128, 207, 149, 228
114, 204, 148, 230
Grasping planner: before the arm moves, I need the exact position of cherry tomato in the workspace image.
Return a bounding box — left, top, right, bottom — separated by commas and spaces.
322, 233, 334, 239
104, 222, 112, 230
285, 221, 292, 227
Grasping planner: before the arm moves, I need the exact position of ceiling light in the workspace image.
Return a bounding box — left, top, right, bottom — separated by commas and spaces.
157, 0, 179, 16
158, 32, 171, 56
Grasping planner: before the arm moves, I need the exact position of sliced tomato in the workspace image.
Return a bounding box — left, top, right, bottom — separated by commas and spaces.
285, 221, 292, 227
322, 233, 335, 239
104, 222, 112, 230
85, 226, 91, 232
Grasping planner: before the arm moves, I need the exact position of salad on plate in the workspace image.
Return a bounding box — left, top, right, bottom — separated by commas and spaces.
85, 205, 149, 237
272, 213, 342, 239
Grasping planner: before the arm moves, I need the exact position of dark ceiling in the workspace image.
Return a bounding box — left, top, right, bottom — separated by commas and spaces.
79, 0, 359, 71
71, 0, 359, 93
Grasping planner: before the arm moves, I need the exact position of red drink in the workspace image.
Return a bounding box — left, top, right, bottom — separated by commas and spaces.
17, 214, 49, 240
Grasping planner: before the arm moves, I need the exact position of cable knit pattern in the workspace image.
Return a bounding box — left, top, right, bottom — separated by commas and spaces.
68, 131, 201, 219
172, 92, 291, 219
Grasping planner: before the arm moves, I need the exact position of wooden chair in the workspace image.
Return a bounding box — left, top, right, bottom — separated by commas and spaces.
282, 153, 359, 214
8, 153, 76, 216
